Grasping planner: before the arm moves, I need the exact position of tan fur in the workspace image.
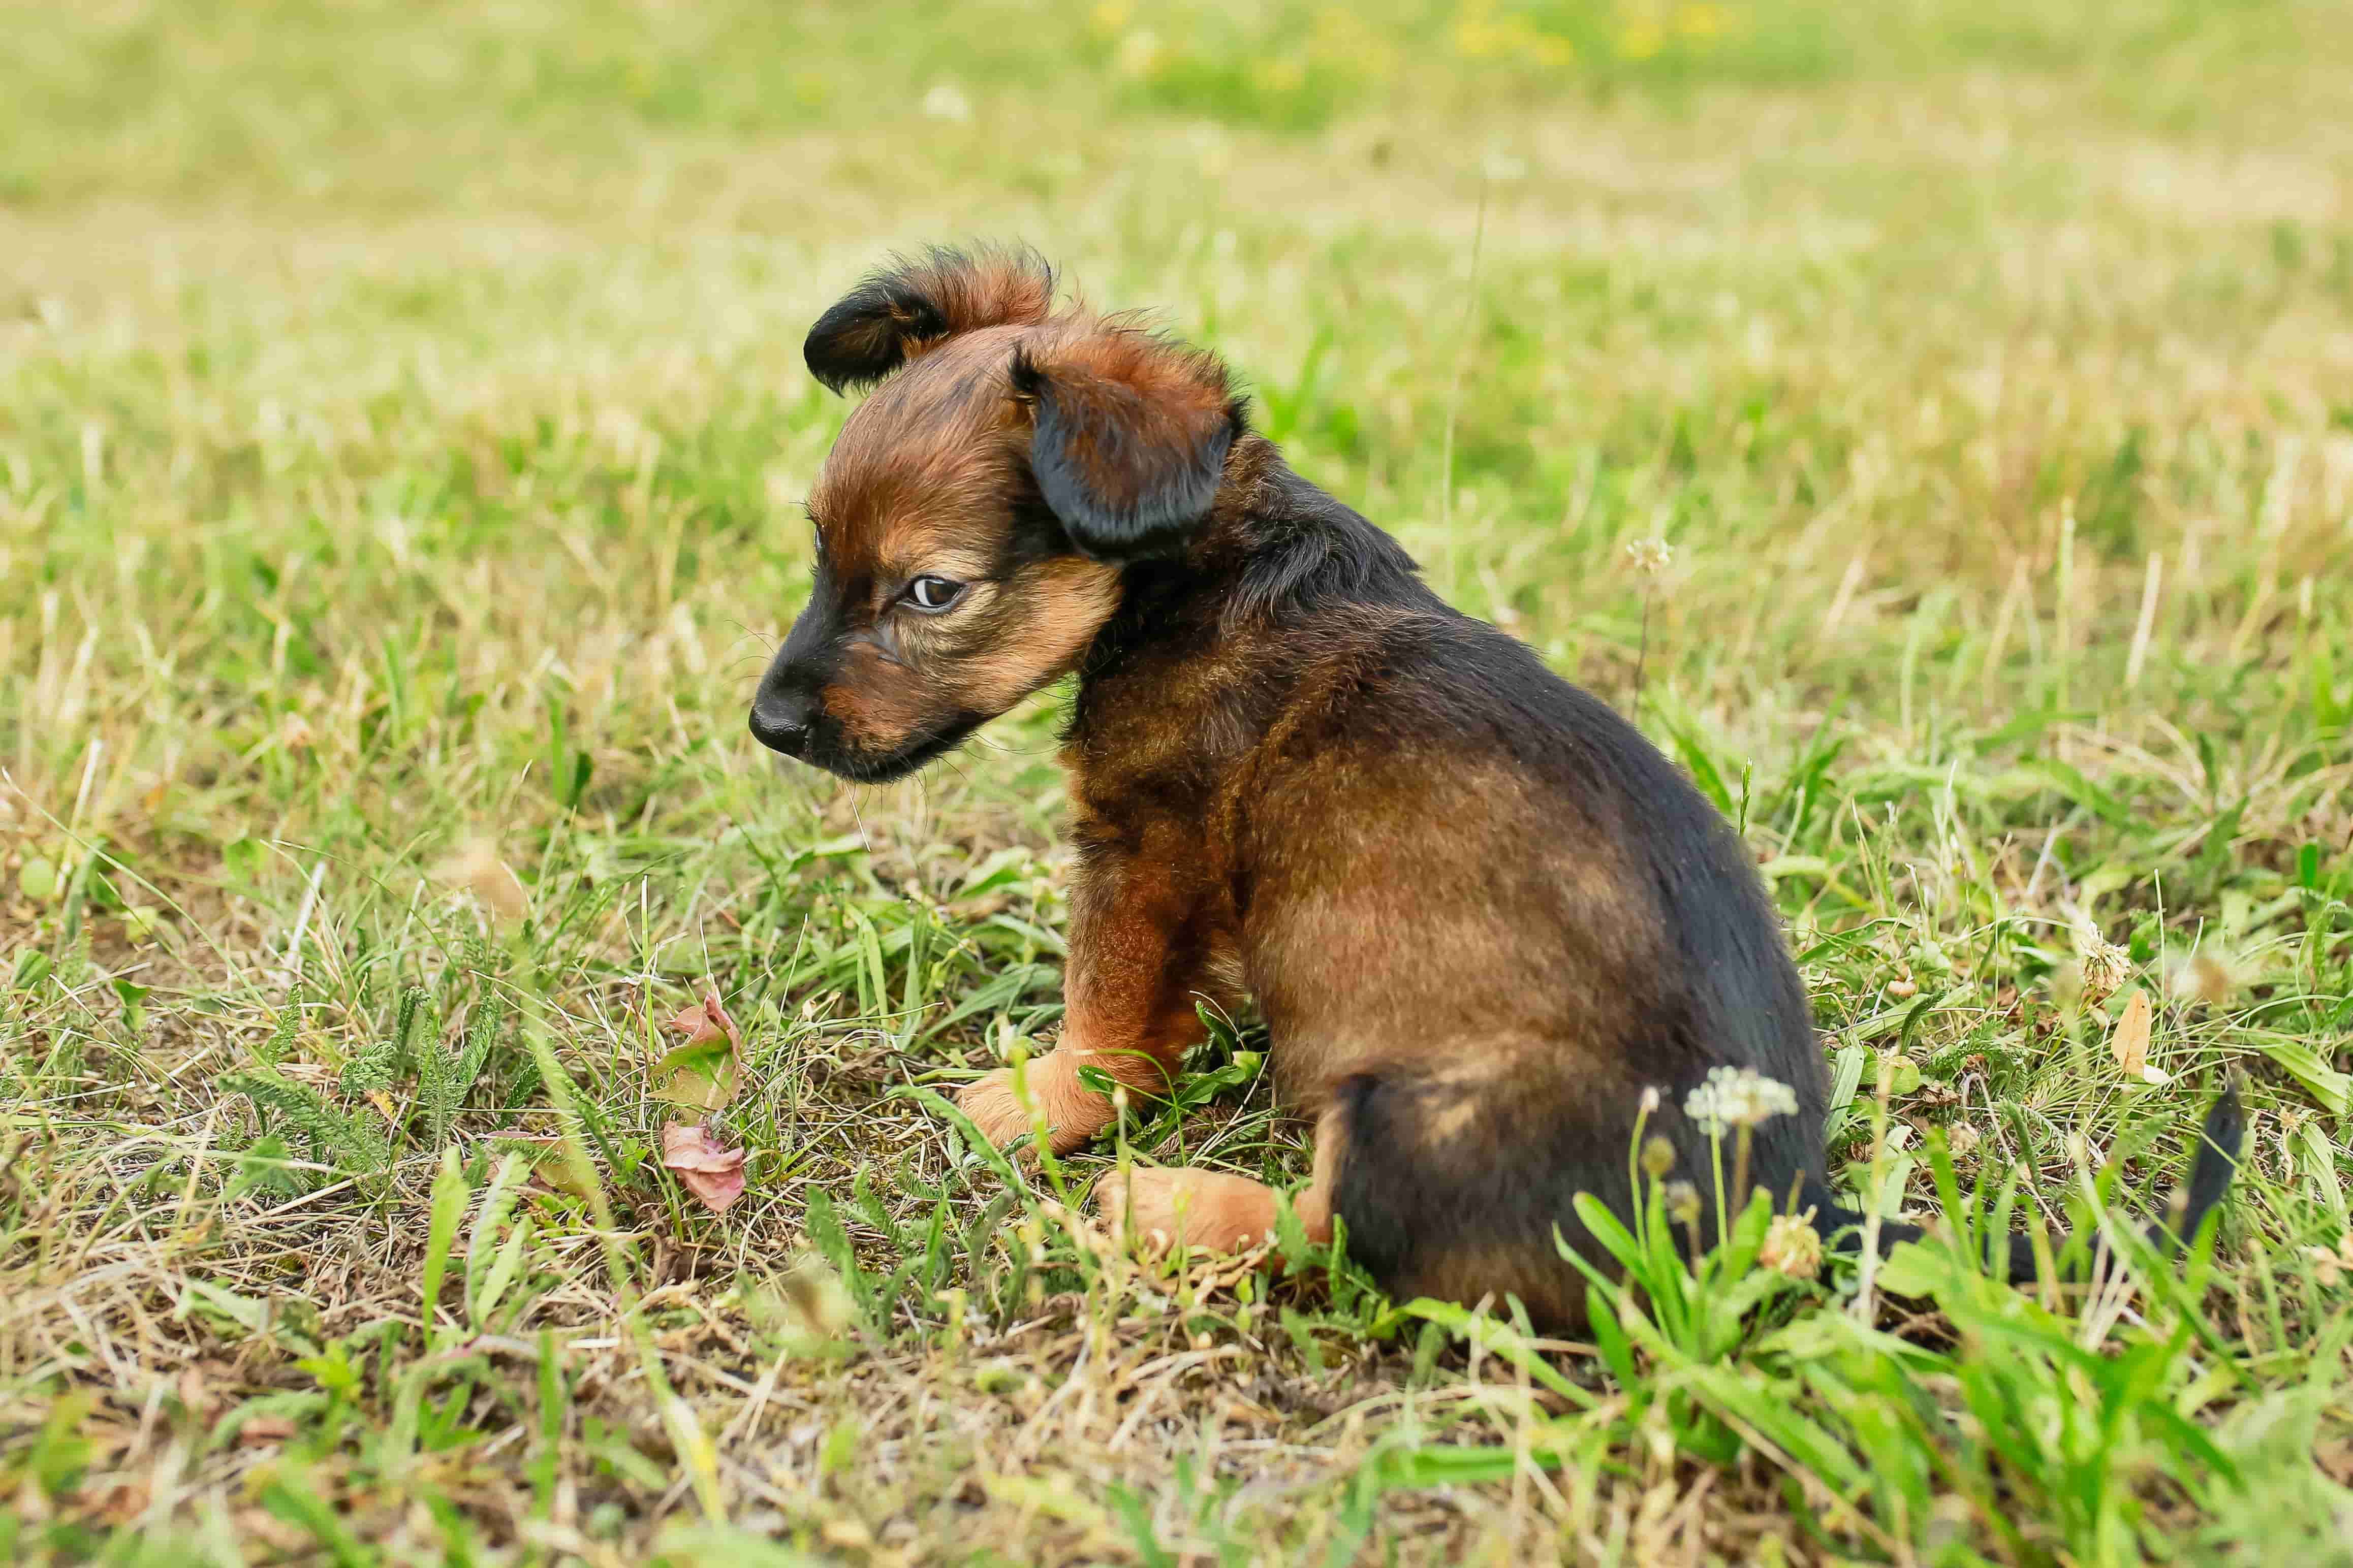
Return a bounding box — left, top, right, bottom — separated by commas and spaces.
1096, 1106, 1341, 1259
792, 313, 1211, 763
958, 557, 1121, 711
957, 1048, 1122, 1156
1099, 1168, 1280, 1255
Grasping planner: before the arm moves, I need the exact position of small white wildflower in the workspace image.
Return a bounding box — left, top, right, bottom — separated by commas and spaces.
1113, 29, 1164, 79
921, 83, 972, 123
1683, 1066, 1800, 1136
1481, 150, 1528, 184
1625, 536, 1674, 578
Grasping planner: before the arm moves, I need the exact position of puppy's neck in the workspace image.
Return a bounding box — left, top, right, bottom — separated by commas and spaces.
1092, 434, 1426, 645
1061, 435, 1435, 808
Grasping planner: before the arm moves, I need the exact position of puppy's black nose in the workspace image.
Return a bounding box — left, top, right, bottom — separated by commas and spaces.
748, 686, 816, 756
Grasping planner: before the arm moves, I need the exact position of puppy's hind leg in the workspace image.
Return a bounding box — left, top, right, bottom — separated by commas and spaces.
1324, 1066, 1626, 1329
1096, 1167, 1281, 1255
1095, 1110, 1340, 1258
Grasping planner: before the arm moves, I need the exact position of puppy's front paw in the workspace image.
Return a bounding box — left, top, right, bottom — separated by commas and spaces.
953, 1053, 1113, 1155
1094, 1167, 1279, 1256
953, 1069, 1046, 1150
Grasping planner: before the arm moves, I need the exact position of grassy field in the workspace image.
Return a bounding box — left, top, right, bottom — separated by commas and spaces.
6, 1, 2353, 1561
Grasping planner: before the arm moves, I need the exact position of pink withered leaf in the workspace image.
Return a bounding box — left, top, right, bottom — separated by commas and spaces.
665, 985, 742, 1049
661, 1123, 747, 1214
656, 984, 744, 1111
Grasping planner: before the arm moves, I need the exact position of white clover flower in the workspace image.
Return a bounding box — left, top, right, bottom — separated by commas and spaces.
2073, 914, 2131, 1009
1760, 1209, 1823, 1281
1683, 1066, 1800, 1136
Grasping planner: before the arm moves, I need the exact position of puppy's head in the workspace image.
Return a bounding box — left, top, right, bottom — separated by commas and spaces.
751, 246, 1242, 781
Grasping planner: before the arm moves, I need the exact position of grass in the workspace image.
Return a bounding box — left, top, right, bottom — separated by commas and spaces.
5, 0, 2353, 1561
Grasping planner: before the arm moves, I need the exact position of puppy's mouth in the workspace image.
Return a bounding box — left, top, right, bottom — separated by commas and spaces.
772, 713, 987, 785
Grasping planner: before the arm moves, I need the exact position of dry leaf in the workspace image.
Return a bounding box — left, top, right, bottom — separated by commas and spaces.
2108, 990, 2166, 1084
2184, 951, 2238, 1006
662, 1123, 746, 1214
438, 838, 527, 922
236, 1413, 298, 1446
656, 985, 744, 1111
665, 986, 742, 1049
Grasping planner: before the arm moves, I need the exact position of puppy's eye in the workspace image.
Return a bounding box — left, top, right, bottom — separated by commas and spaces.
904, 574, 966, 612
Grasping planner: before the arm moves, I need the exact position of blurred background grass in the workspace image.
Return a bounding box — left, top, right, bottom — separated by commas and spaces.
3, 0, 2328, 208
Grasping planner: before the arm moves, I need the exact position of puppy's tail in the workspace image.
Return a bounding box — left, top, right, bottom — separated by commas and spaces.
1801, 1079, 2243, 1284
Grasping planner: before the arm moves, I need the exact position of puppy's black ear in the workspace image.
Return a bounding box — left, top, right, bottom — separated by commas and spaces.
1014, 330, 1241, 563
804, 245, 1056, 394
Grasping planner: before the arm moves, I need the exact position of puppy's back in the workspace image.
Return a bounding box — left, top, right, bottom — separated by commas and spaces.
1231, 578, 1823, 1323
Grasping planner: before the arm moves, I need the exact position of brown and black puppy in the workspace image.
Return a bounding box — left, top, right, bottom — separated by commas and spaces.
752, 246, 2239, 1324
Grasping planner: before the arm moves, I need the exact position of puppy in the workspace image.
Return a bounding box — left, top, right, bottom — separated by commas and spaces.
752, 246, 2239, 1324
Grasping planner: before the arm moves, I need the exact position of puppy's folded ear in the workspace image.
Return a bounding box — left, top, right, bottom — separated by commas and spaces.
804, 245, 1055, 393
1015, 331, 1241, 563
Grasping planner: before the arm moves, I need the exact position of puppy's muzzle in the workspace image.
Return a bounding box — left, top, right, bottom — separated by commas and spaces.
748, 667, 820, 758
